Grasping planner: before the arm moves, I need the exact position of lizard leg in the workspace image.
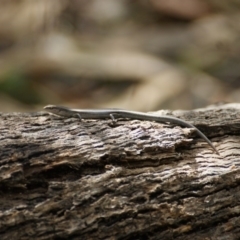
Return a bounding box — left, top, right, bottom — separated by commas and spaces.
110, 114, 117, 124
77, 113, 82, 121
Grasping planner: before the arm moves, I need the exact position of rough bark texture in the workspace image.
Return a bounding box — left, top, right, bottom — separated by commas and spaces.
1, 103, 240, 240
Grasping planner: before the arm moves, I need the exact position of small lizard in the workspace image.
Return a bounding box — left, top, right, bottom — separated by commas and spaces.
44, 105, 219, 155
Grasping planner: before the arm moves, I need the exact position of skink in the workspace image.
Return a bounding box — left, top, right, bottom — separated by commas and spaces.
44, 105, 219, 154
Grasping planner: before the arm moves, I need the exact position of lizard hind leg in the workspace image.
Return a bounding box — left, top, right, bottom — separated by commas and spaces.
109, 114, 117, 124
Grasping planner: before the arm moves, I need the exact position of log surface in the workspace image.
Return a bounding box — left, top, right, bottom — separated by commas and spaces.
0, 103, 240, 240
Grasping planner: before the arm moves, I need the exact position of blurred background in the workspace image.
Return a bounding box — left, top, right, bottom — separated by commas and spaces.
0, 0, 240, 112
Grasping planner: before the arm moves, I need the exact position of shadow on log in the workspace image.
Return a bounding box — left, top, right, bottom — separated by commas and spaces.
0, 103, 240, 240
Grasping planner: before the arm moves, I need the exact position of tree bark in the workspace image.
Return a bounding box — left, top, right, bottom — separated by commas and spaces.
0, 103, 240, 240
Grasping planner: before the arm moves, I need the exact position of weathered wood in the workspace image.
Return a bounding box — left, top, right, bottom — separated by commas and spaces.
0, 104, 240, 240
